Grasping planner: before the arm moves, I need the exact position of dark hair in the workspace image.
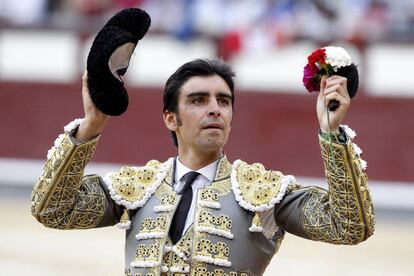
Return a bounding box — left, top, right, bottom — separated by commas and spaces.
163, 58, 236, 147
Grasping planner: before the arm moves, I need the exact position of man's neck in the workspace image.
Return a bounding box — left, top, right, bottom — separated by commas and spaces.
177, 149, 222, 171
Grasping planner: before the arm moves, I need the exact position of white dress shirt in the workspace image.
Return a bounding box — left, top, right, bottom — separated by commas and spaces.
173, 157, 278, 240
174, 157, 219, 235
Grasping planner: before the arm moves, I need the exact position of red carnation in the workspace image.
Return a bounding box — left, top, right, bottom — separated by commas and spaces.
303, 63, 320, 93
307, 48, 326, 67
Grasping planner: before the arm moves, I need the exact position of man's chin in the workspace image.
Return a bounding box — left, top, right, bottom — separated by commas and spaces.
200, 138, 227, 151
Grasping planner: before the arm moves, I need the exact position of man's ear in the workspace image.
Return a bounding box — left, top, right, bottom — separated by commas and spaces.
163, 110, 178, 131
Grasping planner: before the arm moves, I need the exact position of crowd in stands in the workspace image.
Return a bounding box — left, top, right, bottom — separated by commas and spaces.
1, 0, 413, 59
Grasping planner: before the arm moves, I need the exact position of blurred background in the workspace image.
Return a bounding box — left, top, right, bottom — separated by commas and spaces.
0, 0, 413, 275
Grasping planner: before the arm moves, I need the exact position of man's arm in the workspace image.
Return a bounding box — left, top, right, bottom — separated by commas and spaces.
31, 71, 123, 229
76, 70, 108, 141
273, 128, 374, 244
273, 75, 374, 244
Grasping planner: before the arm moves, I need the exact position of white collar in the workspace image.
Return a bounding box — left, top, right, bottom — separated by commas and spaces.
175, 157, 218, 184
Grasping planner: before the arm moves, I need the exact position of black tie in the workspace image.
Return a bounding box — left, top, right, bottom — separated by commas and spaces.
169, 171, 200, 244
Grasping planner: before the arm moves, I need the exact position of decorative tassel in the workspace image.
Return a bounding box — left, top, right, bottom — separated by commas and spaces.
116, 209, 131, 229
249, 212, 263, 232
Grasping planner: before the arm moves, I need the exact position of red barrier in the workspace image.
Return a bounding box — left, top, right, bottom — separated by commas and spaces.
1, 81, 413, 182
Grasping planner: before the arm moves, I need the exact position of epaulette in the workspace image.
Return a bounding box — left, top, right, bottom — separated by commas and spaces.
104, 159, 173, 210
231, 160, 296, 232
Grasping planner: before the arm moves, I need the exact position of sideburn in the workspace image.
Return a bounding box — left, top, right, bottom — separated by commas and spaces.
175, 112, 182, 126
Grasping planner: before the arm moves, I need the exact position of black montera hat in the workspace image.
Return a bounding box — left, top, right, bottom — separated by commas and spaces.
87, 8, 151, 116
335, 63, 359, 99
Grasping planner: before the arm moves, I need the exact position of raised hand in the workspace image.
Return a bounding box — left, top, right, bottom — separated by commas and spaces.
316, 75, 350, 133
75, 70, 109, 141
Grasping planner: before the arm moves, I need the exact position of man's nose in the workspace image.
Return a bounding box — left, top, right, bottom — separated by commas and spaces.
208, 100, 221, 117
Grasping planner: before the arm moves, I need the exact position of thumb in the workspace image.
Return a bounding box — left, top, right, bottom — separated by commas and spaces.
318, 75, 328, 102
319, 75, 327, 93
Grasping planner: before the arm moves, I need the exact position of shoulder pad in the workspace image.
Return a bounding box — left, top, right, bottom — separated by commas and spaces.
230, 160, 295, 212
104, 159, 173, 209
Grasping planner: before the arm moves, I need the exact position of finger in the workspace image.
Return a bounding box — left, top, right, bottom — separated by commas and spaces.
325, 76, 348, 97
326, 75, 347, 83
81, 70, 95, 112
325, 77, 346, 90
320, 75, 328, 93
82, 69, 88, 84
324, 83, 345, 95
325, 91, 350, 107
81, 71, 91, 104
318, 75, 328, 102
324, 80, 348, 105
325, 77, 348, 96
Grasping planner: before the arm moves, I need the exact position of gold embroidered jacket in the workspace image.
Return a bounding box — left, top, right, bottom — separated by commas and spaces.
31, 126, 374, 276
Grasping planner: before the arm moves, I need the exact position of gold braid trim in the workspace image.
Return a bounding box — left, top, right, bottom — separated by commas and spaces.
31, 133, 103, 229
231, 160, 292, 212
104, 159, 173, 210
302, 135, 375, 244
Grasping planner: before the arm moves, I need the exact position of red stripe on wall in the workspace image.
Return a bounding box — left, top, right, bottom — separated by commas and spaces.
1, 81, 413, 182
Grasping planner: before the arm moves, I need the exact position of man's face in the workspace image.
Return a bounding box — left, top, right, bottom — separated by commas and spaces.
165, 75, 233, 154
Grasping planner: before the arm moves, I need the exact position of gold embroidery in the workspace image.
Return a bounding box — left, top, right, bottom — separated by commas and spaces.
124, 268, 132, 276
211, 242, 230, 261
164, 166, 173, 185
209, 179, 232, 197
109, 165, 158, 202
119, 209, 131, 224
216, 215, 232, 233
31, 134, 104, 229
215, 157, 232, 180
192, 263, 209, 276
248, 212, 262, 232
302, 137, 375, 244
161, 194, 178, 206
131, 240, 163, 268
146, 159, 162, 168
155, 180, 176, 200
105, 159, 174, 210
162, 229, 193, 275
196, 238, 213, 258
197, 209, 233, 238
192, 262, 250, 276
200, 189, 219, 203
194, 167, 235, 241
162, 247, 172, 267
194, 237, 231, 267
136, 215, 169, 240
154, 182, 179, 215
235, 162, 282, 206
174, 231, 193, 260
154, 188, 177, 210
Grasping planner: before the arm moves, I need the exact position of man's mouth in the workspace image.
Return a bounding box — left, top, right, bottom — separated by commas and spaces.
202, 122, 223, 130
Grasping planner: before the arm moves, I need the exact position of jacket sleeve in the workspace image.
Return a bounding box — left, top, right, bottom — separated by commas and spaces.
31, 129, 123, 229
274, 128, 375, 245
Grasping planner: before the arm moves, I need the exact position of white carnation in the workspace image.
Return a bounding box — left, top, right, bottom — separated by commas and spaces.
324, 46, 352, 72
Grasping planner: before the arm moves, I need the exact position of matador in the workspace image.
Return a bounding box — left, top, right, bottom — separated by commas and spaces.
31, 57, 374, 276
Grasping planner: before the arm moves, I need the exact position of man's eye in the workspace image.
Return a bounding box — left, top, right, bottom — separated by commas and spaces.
218, 98, 229, 105
193, 98, 205, 104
